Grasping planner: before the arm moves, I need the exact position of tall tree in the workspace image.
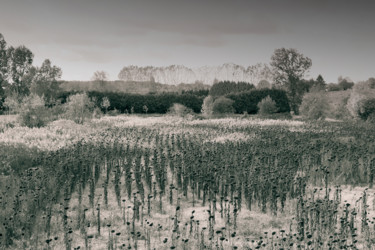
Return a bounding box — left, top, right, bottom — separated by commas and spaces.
6, 45, 34, 96
0, 34, 7, 101
270, 48, 312, 113
31, 59, 62, 105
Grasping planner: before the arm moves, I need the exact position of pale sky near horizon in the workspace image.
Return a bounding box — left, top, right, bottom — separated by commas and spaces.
0, 0, 374, 83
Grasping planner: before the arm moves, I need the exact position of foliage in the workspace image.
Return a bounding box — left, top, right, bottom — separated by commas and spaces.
209, 81, 255, 96
299, 91, 328, 120
63, 93, 95, 124
257, 95, 279, 115
347, 81, 375, 119
30, 59, 62, 105
212, 96, 234, 114
270, 48, 312, 113
5, 45, 34, 96
327, 77, 355, 92
83, 91, 204, 114
92, 70, 108, 81
201, 95, 214, 117
227, 88, 290, 114
257, 79, 271, 89
60, 80, 210, 95
17, 93, 51, 127
168, 103, 193, 117
100, 96, 111, 113
358, 98, 375, 121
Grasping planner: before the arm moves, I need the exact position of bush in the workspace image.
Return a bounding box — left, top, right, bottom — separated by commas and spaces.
201, 95, 214, 117
358, 98, 375, 121
227, 89, 290, 114
18, 93, 51, 128
63, 93, 95, 124
168, 103, 193, 117
19, 106, 50, 128
299, 92, 328, 120
212, 97, 234, 114
257, 96, 279, 115
347, 82, 375, 119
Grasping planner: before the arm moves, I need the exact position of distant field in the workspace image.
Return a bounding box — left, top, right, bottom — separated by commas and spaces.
1, 115, 375, 249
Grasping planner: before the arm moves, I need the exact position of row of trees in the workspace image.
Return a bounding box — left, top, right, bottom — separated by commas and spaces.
0, 33, 62, 113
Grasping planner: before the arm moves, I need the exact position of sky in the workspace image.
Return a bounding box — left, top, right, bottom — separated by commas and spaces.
0, 0, 374, 83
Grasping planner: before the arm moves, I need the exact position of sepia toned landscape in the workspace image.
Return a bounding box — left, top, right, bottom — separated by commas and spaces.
1, 0, 375, 249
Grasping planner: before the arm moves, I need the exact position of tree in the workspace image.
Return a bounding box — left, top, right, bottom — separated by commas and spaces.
209, 81, 254, 96
63, 93, 95, 124
257, 79, 271, 89
6, 45, 34, 96
92, 70, 108, 83
0, 34, 8, 110
31, 59, 62, 105
270, 48, 312, 114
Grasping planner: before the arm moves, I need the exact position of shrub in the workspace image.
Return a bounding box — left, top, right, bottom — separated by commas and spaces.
168, 103, 193, 117
347, 82, 375, 119
227, 89, 290, 114
358, 98, 375, 121
18, 93, 51, 128
257, 95, 279, 115
299, 91, 328, 120
63, 93, 95, 124
19, 106, 50, 128
212, 97, 234, 114
201, 95, 214, 117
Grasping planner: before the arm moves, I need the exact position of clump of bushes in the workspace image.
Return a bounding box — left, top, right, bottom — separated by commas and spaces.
168, 103, 194, 118
227, 89, 290, 114
299, 91, 328, 120
17, 94, 51, 128
347, 80, 375, 120
257, 95, 279, 115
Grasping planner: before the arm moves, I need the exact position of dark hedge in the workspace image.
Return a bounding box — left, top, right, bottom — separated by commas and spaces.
226, 89, 290, 114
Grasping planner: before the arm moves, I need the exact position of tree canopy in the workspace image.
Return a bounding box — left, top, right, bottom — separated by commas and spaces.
270, 48, 312, 113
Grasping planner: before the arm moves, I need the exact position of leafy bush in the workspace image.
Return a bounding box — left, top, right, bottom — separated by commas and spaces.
212, 97, 234, 114
299, 92, 328, 120
227, 89, 290, 114
347, 82, 375, 119
201, 95, 214, 117
257, 95, 279, 115
19, 106, 50, 128
63, 93, 95, 124
18, 93, 51, 128
168, 103, 193, 117
358, 98, 375, 121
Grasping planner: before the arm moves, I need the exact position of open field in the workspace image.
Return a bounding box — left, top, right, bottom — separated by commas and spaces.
1, 115, 375, 249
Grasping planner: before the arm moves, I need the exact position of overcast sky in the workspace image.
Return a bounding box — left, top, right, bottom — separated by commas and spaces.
1, 0, 374, 82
